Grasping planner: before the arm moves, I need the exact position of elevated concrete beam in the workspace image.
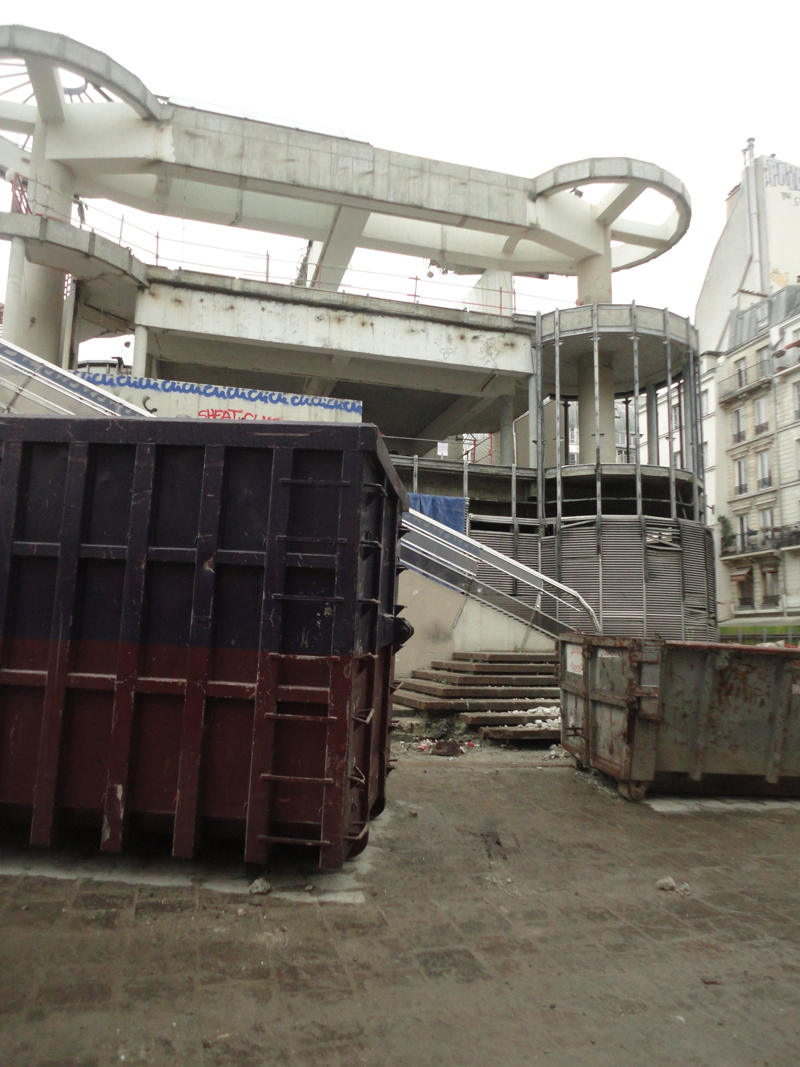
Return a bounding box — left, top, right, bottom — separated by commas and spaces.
24, 56, 64, 124
594, 181, 646, 225
0, 102, 38, 136
135, 279, 532, 379
311, 206, 369, 291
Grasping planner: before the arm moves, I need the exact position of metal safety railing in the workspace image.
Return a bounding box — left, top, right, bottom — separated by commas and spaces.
2, 177, 577, 318
399, 508, 600, 640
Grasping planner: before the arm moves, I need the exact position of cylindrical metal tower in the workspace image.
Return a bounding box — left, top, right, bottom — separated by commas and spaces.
527, 302, 715, 639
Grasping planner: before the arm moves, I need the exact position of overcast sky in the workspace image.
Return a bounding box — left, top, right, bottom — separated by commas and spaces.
3, 0, 800, 327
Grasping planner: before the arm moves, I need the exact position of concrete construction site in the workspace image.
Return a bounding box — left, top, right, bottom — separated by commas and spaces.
0, 22, 798, 1067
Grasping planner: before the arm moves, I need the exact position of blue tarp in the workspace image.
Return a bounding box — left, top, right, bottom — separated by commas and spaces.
408, 493, 467, 533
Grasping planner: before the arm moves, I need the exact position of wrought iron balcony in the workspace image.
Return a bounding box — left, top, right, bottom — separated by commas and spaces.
721, 524, 800, 557
718, 358, 774, 399
755, 421, 769, 435
732, 430, 746, 444
757, 476, 772, 490
762, 594, 780, 608
734, 483, 748, 495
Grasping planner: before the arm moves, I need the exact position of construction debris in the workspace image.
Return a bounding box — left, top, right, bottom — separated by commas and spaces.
656, 876, 691, 896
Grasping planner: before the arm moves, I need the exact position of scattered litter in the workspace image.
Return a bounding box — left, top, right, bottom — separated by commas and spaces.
701, 977, 723, 986
304, 885, 314, 893
656, 876, 690, 895
408, 809, 419, 818
248, 878, 272, 896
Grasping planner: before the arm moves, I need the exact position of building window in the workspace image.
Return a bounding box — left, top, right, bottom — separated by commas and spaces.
754, 396, 769, 435
701, 390, 709, 417
732, 408, 745, 443
760, 507, 775, 544
762, 567, 780, 606
732, 569, 754, 608
735, 458, 747, 494
735, 358, 747, 388
793, 327, 800, 344
757, 450, 772, 489
699, 440, 708, 467
736, 513, 751, 552
756, 345, 771, 378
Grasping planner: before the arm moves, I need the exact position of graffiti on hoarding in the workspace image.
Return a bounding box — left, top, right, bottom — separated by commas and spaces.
78, 372, 363, 414
199, 409, 282, 420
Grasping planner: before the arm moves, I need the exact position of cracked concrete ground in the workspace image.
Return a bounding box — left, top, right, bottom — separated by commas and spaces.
1, 748, 799, 1067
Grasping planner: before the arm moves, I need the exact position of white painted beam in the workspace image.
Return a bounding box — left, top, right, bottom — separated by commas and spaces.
609, 217, 670, 250
594, 181, 646, 226
24, 56, 64, 124
0, 101, 38, 135
311, 206, 369, 291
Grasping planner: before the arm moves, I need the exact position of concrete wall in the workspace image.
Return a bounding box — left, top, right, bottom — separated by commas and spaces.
394, 570, 554, 678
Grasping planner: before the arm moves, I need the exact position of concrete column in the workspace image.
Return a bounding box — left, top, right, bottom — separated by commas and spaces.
1, 237, 27, 345
5, 123, 75, 362
527, 373, 537, 471
499, 395, 515, 465
132, 324, 149, 377
467, 270, 514, 316
577, 352, 616, 463
646, 384, 658, 464
576, 230, 612, 306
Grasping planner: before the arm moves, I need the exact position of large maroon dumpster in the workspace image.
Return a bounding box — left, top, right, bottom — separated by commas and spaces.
0, 418, 410, 869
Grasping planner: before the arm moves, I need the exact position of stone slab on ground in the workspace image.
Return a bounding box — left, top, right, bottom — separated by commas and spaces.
412, 670, 557, 686
429, 659, 555, 674
458, 711, 561, 726
480, 725, 561, 741
0, 749, 799, 1067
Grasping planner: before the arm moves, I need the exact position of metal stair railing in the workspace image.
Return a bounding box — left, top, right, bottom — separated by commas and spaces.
399, 509, 600, 639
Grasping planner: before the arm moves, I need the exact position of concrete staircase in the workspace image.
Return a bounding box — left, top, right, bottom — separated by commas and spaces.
393, 650, 561, 742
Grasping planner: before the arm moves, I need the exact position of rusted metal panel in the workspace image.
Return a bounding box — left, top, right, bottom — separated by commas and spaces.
0, 418, 410, 869
560, 634, 800, 799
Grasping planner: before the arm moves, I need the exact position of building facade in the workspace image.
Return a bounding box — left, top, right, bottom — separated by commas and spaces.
715, 287, 800, 637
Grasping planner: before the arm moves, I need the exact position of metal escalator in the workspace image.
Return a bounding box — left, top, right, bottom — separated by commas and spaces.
400, 509, 600, 640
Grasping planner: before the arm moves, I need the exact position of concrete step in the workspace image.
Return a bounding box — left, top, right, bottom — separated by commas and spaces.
412, 669, 556, 686
480, 725, 561, 742
458, 711, 561, 727
429, 660, 555, 675
399, 679, 559, 699
395, 692, 560, 714
452, 652, 556, 664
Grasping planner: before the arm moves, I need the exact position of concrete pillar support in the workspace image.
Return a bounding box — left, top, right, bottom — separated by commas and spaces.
1, 237, 27, 346
4, 123, 76, 363
646, 384, 659, 464
499, 395, 515, 465
132, 324, 148, 377
527, 373, 537, 471
576, 230, 612, 306
467, 270, 514, 316
577, 351, 616, 463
